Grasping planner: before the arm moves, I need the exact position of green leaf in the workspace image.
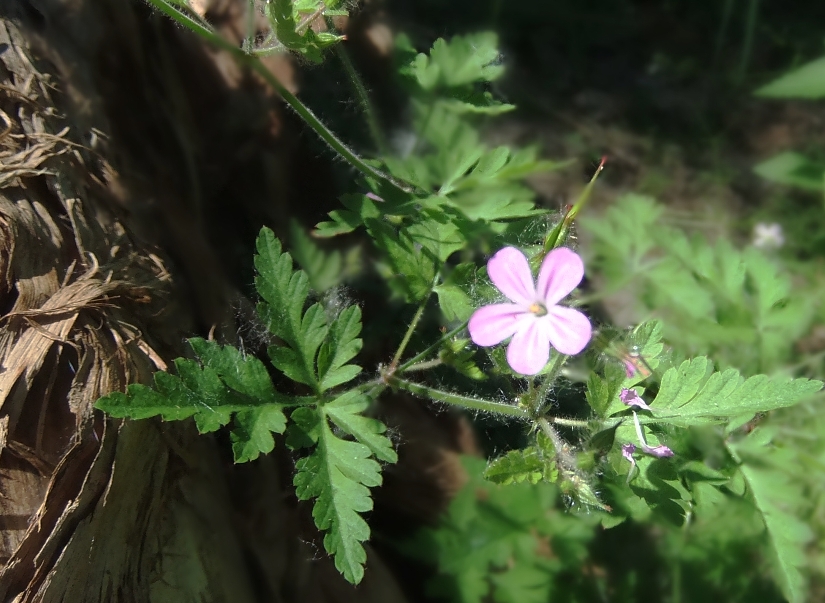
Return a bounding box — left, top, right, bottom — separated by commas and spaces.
95, 340, 289, 463
231, 405, 288, 462
449, 186, 546, 221
450, 146, 568, 194
265, 303, 328, 388
442, 92, 515, 115
586, 371, 619, 419
255, 228, 308, 348
317, 305, 363, 391
95, 376, 226, 430
315, 191, 416, 239
324, 390, 397, 463
315, 208, 363, 237
650, 358, 822, 426
402, 33, 513, 114
366, 218, 437, 302
256, 227, 366, 394
590, 321, 665, 417
407, 218, 466, 262
484, 448, 545, 485
729, 428, 813, 603
753, 151, 824, 192
434, 283, 473, 323
756, 56, 825, 98
583, 195, 820, 374
286, 406, 322, 449
256, 228, 337, 391
435, 263, 476, 323
400, 457, 597, 603
425, 33, 504, 87
489, 563, 553, 603
188, 338, 282, 404
438, 338, 485, 380
290, 220, 344, 292
294, 413, 383, 584
485, 432, 559, 486
290, 387, 395, 584
582, 194, 663, 262
264, 0, 344, 62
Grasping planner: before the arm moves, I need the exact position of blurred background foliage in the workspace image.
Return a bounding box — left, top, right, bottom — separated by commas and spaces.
320, 1, 825, 602
84, 0, 825, 600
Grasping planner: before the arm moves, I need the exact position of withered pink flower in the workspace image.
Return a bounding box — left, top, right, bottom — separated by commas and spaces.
620, 388, 652, 410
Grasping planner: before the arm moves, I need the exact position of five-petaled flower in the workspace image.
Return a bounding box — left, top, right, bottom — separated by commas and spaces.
468, 246, 592, 375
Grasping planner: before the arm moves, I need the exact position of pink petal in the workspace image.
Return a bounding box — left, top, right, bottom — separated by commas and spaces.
642, 444, 674, 458
620, 388, 652, 410
543, 306, 592, 355
506, 319, 551, 375
468, 304, 527, 346
487, 247, 536, 307
621, 443, 637, 465
623, 359, 637, 378
536, 247, 585, 306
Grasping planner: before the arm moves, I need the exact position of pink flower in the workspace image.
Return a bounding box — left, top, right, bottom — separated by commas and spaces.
468, 247, 592, 375
621, 443, 637, 467
631, 410, 674, 458
620, 388, 651, 410
643, 444, 674, 458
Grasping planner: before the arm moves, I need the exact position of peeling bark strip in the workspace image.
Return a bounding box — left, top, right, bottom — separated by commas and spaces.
0, 6, 262, 601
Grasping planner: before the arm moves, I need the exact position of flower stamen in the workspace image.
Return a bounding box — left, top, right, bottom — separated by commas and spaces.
528, 302, 547, 316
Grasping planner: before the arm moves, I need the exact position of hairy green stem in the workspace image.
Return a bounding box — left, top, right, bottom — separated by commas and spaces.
146, 0, 238, 52
143, 0, 408, 193
533, 352, 567, 414
329, 20, 388, 155
550, 417, 590, 428
390, 296, 430, 370
398, 321, 468, 373
244, 56, 406, 190
536, 417, 578, 472
388, 376, 529, 419
401, 358, 443, 372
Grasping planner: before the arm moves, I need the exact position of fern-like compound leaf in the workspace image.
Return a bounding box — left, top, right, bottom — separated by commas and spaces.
95, 339, 290, 462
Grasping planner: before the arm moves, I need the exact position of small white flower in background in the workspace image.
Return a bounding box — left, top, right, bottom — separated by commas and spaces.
752, 222, 785, 250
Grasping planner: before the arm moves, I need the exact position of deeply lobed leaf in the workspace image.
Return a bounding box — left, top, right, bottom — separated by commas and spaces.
730, 428, 814, 603
293, 396, 395, 584
95, 339, 290, 462
650, 358, 822, 427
